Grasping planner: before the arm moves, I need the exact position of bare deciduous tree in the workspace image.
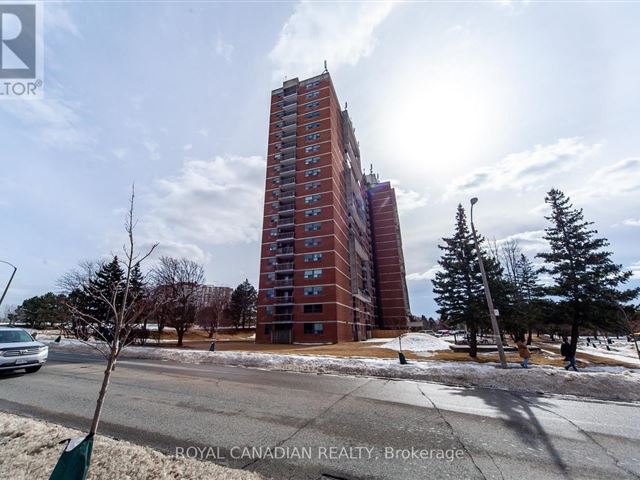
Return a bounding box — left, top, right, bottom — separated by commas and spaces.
64, 186, 157, 435
150, 257, 205, 346
196, 287, 232, 338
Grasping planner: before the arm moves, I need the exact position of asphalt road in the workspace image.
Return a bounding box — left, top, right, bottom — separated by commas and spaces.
1, 350, 639, 480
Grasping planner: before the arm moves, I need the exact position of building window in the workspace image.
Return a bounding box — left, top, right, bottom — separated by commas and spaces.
304, 253, 323, 262
304, 238, 322, 247
306, 81, 320, 89
305, 101, 320, 109
305, 133, 320, 142
269, 244, 277, 251
305, 91, 320, 99
305, 122, 321, 131
304, 111, 320, 119
304, 194, 321, 203
304, 145, 320, 153
304, 208, 321, 217
267, 272, 275, 281
304, 222, 322, 232
266, 289, 275, 299
303, 269, 322, 279
303, 304, 323, 313
304, 168, 321, 177
304, 323, 324, 334
304, 181, 321, 190
270, 229, 277, 237
270, 216, 278, 224
303, 286, 323, 296
272, 177, 280, 184
304, 156, 321, 165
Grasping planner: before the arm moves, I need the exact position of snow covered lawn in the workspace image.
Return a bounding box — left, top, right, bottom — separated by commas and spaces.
0, 412, 261, 480
376, 333, 451, 353
46, 340, 640, 403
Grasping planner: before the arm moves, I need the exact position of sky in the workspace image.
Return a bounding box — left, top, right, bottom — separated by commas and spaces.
1, 1, 639, 317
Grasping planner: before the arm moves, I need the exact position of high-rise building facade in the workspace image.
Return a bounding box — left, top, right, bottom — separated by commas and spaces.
256, 71, 410, 344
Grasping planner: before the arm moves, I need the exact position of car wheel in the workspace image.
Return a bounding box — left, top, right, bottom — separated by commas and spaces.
24, 366, 42, 373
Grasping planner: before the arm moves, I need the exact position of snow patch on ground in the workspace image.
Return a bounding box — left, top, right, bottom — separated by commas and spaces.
45, 340, 640, 402
376, 333, 451, 352
0, 412, 261, 480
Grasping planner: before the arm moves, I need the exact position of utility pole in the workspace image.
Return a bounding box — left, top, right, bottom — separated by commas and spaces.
469, 198, 508, 369
0, 260, 17, 308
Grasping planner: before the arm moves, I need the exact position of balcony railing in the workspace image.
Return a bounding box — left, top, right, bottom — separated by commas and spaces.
277, 230, 295, 240
275, 296, 294, 304
281, 177, 295, 186
279, 165, 296, 175
278, 218, 294, 226
274, 314, 293, 322
275, 262, 294, 271
275, 279, 293, 287
280, 141, 296, 151
279, 190, 295, 199
276, 247, 294, 256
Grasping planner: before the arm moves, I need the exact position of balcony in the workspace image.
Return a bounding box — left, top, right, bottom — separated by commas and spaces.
282, 100, 297, 112
280, 119, 297, 131
275, 296, 294, 305
278, 217, 294, 226
281, 132, 296, 144
277, 231, 294, 241
282, 89, 297, 101
275, 278, 294, 287
282, 110, 297, 122
280, 142, 296, 152
274, 314, 293, 323
280, 155, 296, 166
279, 165, 296, 176
276, 247, 294, 256
280, 178, 295, 191
275, 262, 294, 272
279, 189, 295, 200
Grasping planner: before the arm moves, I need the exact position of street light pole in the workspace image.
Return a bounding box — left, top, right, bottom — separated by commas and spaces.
469, 198, 508, 369
0, 260, 17, 309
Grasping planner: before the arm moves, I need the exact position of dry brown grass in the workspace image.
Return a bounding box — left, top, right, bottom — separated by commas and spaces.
144, 331, 638, 368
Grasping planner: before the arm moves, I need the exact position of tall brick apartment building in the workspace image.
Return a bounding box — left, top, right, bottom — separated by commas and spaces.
256, 71, 410, 344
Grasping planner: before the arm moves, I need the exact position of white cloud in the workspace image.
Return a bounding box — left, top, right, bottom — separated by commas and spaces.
495, 230, 547, 254
447, 138, 601, 196
142, 140, 160, 161
572, 157, 640, 202
183, 144, 193, 151
389, 179, 429, 214
1, 95, 95, 149
140, 155, 266, 259
269, 1, 395, 80
629, 261, 640, 280
407, 265, 442, 282
45, 5, 81, 38
111, 148, 128, 159
621, 218, 640, 227
215, 32, 234, 62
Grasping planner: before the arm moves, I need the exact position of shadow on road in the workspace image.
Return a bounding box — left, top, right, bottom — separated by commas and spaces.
451, 387, 570, 478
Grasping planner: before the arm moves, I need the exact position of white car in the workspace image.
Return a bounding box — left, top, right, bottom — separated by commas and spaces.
0, 327, 48, 374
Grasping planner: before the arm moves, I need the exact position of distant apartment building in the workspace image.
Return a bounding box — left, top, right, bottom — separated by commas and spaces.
256, 71, 410, 344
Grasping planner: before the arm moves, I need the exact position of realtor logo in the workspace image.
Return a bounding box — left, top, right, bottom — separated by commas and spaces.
0, 1, 42, 98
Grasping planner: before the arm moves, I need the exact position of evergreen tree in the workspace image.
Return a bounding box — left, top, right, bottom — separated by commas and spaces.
83, 256, 125, 325
432, 205, 506, 356
227, 279, 258, 330
537, 188, 639, 352
514, 253, 545, 344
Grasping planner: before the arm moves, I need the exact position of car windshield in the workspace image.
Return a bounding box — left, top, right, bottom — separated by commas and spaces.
0, 330, 34, 343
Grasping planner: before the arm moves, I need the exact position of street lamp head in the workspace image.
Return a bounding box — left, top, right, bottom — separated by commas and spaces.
470, 197, 478, 206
